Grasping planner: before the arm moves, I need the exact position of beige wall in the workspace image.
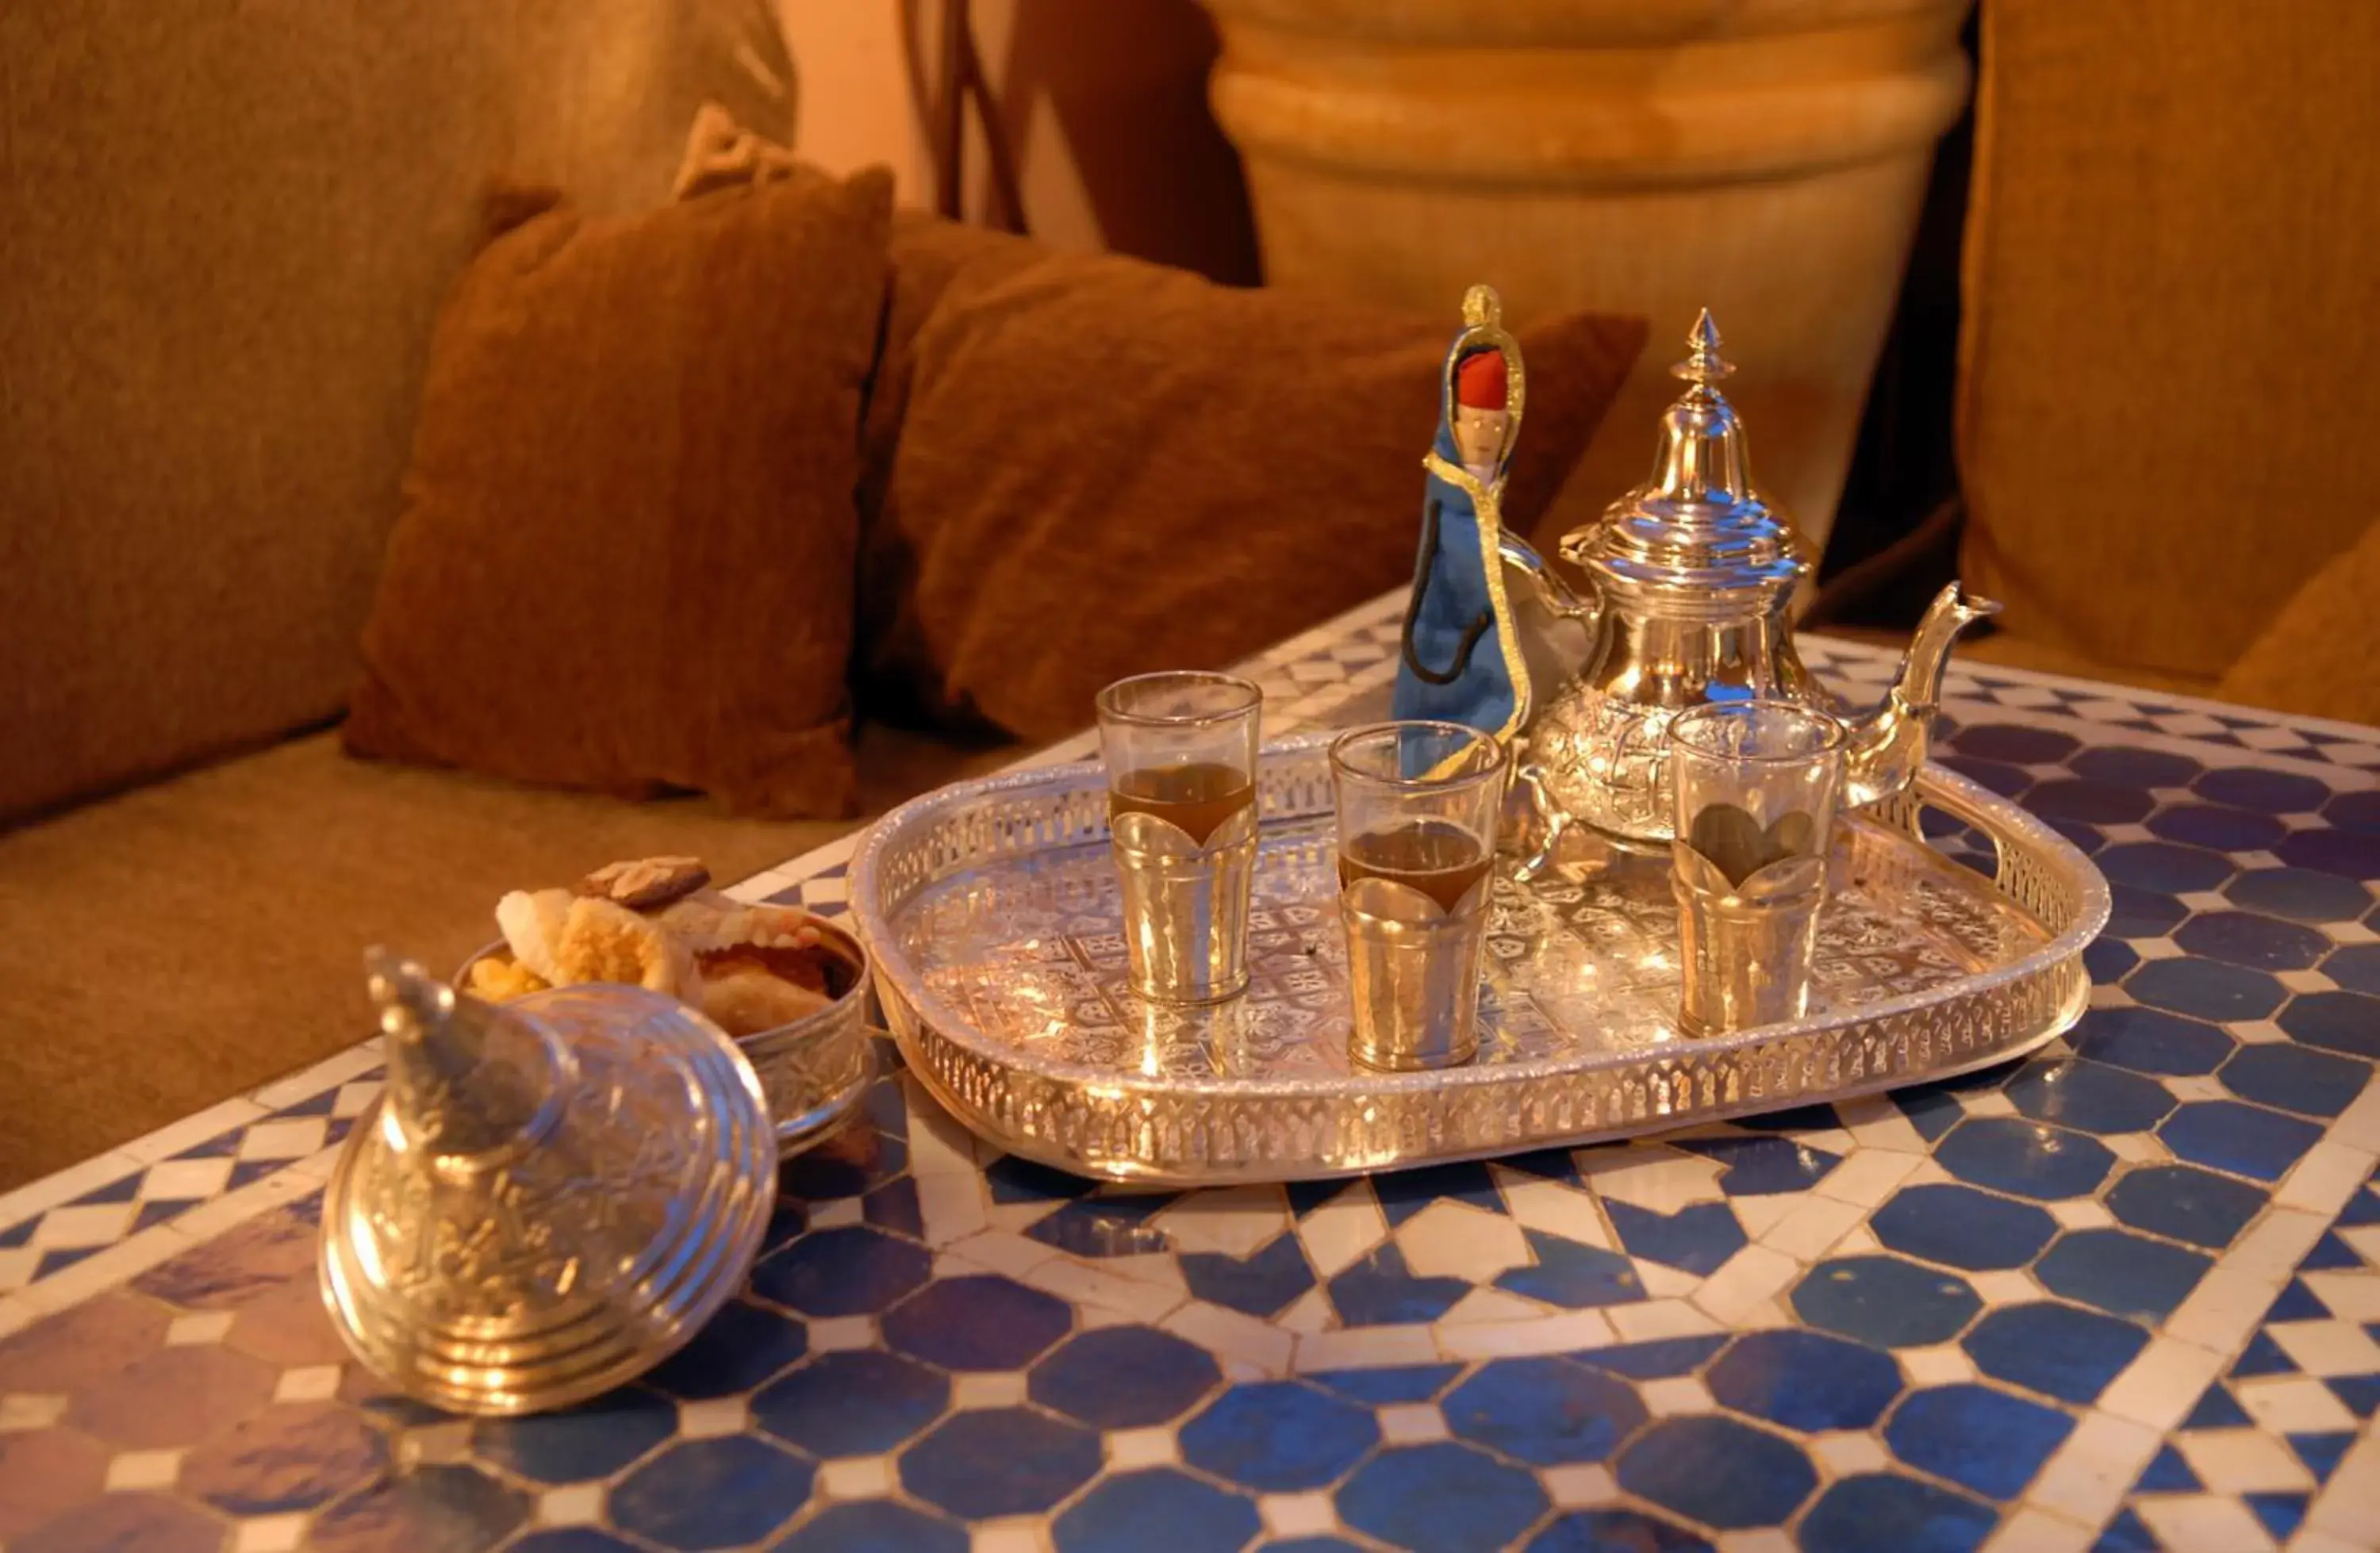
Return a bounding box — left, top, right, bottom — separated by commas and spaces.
774, 0, 1257, 283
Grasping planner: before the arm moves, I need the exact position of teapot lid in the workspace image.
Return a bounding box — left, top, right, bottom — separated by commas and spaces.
1564, 312, 1810, 597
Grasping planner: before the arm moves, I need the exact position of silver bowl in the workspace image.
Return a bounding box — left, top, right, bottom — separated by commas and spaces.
459, 915, 877, 1158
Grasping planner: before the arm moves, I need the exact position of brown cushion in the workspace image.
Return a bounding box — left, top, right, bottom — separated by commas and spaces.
861, 219, 1648, 740
344, 166, 892, 817
2217, 520, 2380, 727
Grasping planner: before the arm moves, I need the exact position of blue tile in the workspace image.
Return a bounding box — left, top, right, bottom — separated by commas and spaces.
2035, 1227, 2211, 1320
2325, 943, 2380, 995
898, 1407, 1101, 1520
2268, 1279, 2330, 1321
2175, 911, 2332, 971
1871, 1183, 2059, 1271
1573, 1335, 1729, 1380
1796, 1473, 1996, 1553
167, 1125, 247, 1160
1891, 1086, 1968, 1143
2327, 1375, 2380, 1418
2095, 842, 2235, 895
2331, 789, 2380, 836
752, 1350, 950, 1457
1441, 1356, 1647, 1465
1604, 1200, 1747, 1275
226, 1159, 286, 1191
1617, 1416, 1815, 1530
2026, 779, 2154, 826
1526, 1511, 1712, 1553
302, 1464, 529, 1550
1729, 1102, 1843, 1133
2221, 1042, 2370, 1118
1026, 1194, 1177, 1257
644, 1300, 808, 1399
1304, 1364, 1464, 1405
1054, 1469, 1260, 1553
2196, 767, 2333, 814
611, 1436, 815, 1551
2106, 1164, 2267, 1250
759, 1198, 810, 1257
1962, 1302, 2148, 1404
2106, 883, 2188, 940
2231, 1331, 2300, 1378
1328, 1241, 1472, 1325
781, 1130, 908, 1202
2072, 745, 2203, 788
2340, 1184, 2380, 1228
862, 1179, 925, 1240
1028, 1325, 1221, 1429
1261, 1542, 1368, 1553
2278, 827, 2380, 881
183, 1400, 390, 1516
2047, 819, 2107, 856
2004, 1060, 2175, 1135
35, 1245, 102, 1278
2085, 939, 2140, 984
1706, 1329, 1902, 1432
2290, 1431, 2357, 1482
2071, 1006, 2233, 1076
1179, 1232, 1318, 1318
2148, 803, 2287, 854
129, 1201, 190, 1233
883, 1275, 1071, 1371
1885, 1382, 2074, 1499
2159, 1099, 2323, 1183
512, 1533, 646, 1553
1936, 1118, 2116, 1200
0, 1217, 32, 1249
1496, 1229, 1647, 1309
1795, 1256, 1983, 1348
2226, 867, 2374, 925
985, 1155, 1099, 1204
749, 1225, 931, 1317
2093, 1508, 2159, 1552
69, 1173, 140, 1205
1952, 723, 2078, 765
2136, 1443, 2201, 1492
2303, 1229, 2367, 1269
1181, 1382, 1380, 1491
1338, 1441, 1549, 1553
1371, 1161, 1503, 1226
2245, 1490, 2309, 1543
2278, 989, 2380, 1060
1938, 754, 2034, 799
2129, 959, 2287, 1022
1674, 1134, 1842, 1195
472, 1390, 677, 1483
2184, 1381, 2253, 1428
1286, 1179, 1357, 1217
771, 1502, 965, 1553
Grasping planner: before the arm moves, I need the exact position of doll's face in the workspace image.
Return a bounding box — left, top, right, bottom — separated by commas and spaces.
1454, 405, 1511, 469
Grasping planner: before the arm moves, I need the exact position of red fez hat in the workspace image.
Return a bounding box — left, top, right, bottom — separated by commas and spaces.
1457, 349, 1507, 410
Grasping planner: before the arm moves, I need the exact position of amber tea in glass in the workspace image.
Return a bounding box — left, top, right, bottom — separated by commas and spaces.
1108, 761, 1256, 848
1338, 818, 1494, 915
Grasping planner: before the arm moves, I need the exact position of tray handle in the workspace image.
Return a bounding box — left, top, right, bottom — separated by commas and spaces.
1871, 783, 2010, 889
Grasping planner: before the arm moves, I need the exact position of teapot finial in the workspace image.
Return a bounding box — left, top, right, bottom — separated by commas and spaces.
1675, 309, 1734, 388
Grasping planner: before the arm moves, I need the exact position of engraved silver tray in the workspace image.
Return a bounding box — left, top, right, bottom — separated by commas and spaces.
848, 734, 2110, 1185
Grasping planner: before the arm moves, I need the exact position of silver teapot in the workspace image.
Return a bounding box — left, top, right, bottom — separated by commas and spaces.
1499, 312, 1998, 866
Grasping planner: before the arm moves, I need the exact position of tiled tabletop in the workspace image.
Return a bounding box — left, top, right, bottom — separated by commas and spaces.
4, 592, 2379, 1553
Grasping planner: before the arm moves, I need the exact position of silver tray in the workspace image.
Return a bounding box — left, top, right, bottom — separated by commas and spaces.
848, 733, 2111, 1185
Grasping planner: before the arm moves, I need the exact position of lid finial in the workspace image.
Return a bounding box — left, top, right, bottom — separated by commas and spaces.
1673, 309, 1734, 389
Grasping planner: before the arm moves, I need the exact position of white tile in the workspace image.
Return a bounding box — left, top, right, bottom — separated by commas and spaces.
2103, 1133, 2170, 1164
2305, 1427, 2380, 1545
166, 1310, 236, 1346
537, 1484, 605, 1524
1106, 1428, 1178, 1468
2137, 1496, 2279, 1553
944, 1230, 1061, 1279
1637, 1263, 1705, 1298
1962, 1091, 2018, 1116
1580, 1147, 1729, 1211
1259, 1492, 1339, 1538
2229, 1018, 2290, 1044
1604, 1299, 1721, 1344
1726, 1194, 1801, 1240
1393, 1201, 1532, 1280
1541, 1463, 1618, 1508
1831, 1225, 1883, 1256
2048, 1199, 2117, 1229
31, 1202, 135, 1250
1837, 1096, 1932, 1155
1165, 1302, 1293, 1376
952, 1373, 1029, 1409
2232, 1207, 2332, 1282
2177, 891, 2232, 912
1494, 1175, 1614, 1248
1691, 1244, 1801, 1326
2162, 1075, 2230, 1102
1900, 1344, 1978, 1385
819, 1455, 895, 1498
1098, 1252, 1188, 1291
1277, 1286, 1335, 1336
1714, 1532, 1795, 1553
2232, 1375, 2359, 1435
231, 1513, 310, 1552
1756, 1195, 1870, 1262
2329, 918, 2380, 946
677, 1398, 746, 1436
400, 1421, 472, 1466
905, 1090, 986, 1176
121, 1097, 270, 1164
2168, 1268, 2290, 1356
806, 1198, 865, 1229
2173, 1428, 2313, 1494
1809, 1432, 1891, 1477
2267, 1319, 2380, 1377
1296, 1191, 1388, 1279
1156, 1187, 1291, 1258
2301, 1271, 2380, 1322
1982, 1507, 2093, 1553
0, 1246, 40, 1294
1641, 1377, 1716, 1416
2278, 968, 2337, 993
0, 1394, 67, 1432
971, 1523, 1045, 1553
1814, 1148, 1925, 1208
2293, 1532, 2374, 1553
138, 1158, 235, 1202
1439, 1287, 1549, 1326
1017, 1257, 1182, 1324
808, 1316, 878, 1351
2343, 1225, 2380, 1266
2276, 1141, 2377, 1216
234, 1118, 327, 1162
2332, 1087, 2380, 1153
1435, 1310, 1618, 1361
104, 1448, 183, 1490
915, 1172, 989, 1247
1292, 1325, 1439, 1373
2025, 1410, 2163, 1527
1377, 1403, 1449, 1444
2098, 1336, 2226, 1432
273, 1365, 343, 1403
1967, 1269, 2043, 1308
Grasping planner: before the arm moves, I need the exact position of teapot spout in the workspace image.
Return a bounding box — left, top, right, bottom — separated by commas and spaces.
1842, 582, 2000, 807
1499, 532, 1598, 630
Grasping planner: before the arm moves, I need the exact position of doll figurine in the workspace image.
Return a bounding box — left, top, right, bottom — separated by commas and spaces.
1392, 286, 1532, 746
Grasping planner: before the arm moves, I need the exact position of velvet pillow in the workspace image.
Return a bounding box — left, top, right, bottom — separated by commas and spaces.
344, 165, 892, 817
859, 218, 1648, 740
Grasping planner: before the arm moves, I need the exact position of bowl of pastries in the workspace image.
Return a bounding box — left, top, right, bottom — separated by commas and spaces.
461, 856, 874, 1155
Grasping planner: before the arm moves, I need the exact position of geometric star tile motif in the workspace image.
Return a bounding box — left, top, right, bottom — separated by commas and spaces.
0, 595, 2376, 1551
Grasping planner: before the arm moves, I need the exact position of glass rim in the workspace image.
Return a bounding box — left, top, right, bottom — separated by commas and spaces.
1327, 719, 1508, 788
1666, 700, 1848, 763
1094, 670, 1263, 730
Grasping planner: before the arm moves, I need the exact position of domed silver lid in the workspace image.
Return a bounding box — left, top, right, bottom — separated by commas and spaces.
320, 951, 777, 1416
1561, 311, 1810, 600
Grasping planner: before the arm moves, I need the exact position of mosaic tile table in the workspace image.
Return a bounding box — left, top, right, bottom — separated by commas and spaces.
5, 593, 2380, 1553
